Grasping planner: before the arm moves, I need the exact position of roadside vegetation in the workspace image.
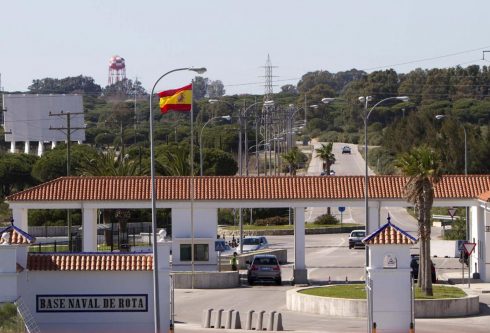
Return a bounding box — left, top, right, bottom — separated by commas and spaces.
299, 284, 467, 300
0, 303, 24, 333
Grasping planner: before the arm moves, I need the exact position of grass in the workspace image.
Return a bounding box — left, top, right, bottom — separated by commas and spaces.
299, 284, 467, 300
0, 303, 24, 333
220, 223, 361, 231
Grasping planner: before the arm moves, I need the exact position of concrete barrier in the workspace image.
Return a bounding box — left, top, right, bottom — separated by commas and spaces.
172, 271, 239, 289
287, 286, 480, 318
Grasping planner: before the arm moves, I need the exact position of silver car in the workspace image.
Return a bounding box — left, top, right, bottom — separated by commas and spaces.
246, 254, 281, 285
239, 236, 269, 253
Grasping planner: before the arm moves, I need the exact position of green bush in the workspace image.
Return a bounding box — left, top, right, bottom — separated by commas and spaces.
0, 303, 23, 332
255, 216, 289, 226
443, 217, 466, 240
313, 214, 339, 225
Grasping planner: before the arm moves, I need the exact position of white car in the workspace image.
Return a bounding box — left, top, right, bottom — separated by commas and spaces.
237, 236, 269, 253
348, 230, 366, 249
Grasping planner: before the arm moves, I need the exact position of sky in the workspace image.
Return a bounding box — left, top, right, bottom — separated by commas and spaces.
2, 0, 490, 96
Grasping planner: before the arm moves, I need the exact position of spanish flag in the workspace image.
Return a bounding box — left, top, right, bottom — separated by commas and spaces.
158, 84, 192, 113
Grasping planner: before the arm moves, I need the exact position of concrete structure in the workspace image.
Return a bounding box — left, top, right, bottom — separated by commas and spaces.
6, 175, 490, 284
0, 224, 170, 333
364, 219, 416, 332
286, 286, 479, 318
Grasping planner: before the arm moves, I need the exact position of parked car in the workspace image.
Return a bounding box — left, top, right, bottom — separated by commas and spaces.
320, 170, 335, 176
237, 236, 269, 253
348, 230, 366, 249
342, 146, 351, 154
410, 254, 436, 283
246, 254, 282, 285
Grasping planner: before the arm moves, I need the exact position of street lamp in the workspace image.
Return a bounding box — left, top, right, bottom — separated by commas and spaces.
360, 95, 408, 235
435, 114, 469, 240
199, 115, 231, 176
149, 66, 206, 333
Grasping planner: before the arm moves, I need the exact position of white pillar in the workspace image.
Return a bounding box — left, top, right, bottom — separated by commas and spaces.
483, 205, 490, 282
470, 206, 482, 279
157, 242, 171, 333
9, 141, 15, 153
82, 208, 98, 252
293, 207, 307, 284
51, 141, 57, 149
368, 201, 381, 232
24, 141, 30, 154
11, 207, 28, 231
37, 141, 44, 156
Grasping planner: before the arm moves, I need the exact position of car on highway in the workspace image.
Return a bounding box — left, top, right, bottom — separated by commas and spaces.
246, 254, 282, 285
410, 254, 436, 283
320, 170, 335, 176
348, 230, 366, 249
342, 146, 351, 154
236, 236, 269, 253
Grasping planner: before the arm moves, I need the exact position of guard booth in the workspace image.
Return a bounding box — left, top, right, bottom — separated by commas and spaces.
363, 217, 417, 333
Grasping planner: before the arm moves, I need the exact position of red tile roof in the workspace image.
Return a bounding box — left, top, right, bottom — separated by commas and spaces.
477, 191, 490, 202
27, 253, 153, 271
0, 225, 35, 245
363, 221, 417, 245
6, 175, 490, 202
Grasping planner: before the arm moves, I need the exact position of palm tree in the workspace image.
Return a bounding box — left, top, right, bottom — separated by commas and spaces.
395, 145, 442, 296
315, 143, 336, 215
315, 143, 336, 174
281, 147, 304, 176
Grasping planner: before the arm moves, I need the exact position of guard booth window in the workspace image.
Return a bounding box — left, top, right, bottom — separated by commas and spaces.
180, 244, 209, 261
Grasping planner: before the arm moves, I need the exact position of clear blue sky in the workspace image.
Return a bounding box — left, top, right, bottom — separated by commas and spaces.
2, 0, 490, 95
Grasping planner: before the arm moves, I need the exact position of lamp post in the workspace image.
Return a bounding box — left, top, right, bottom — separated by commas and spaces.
435, 114, 468, 239
199, 115, 231, 176
149, 66, 206, 333
359, 96, 408, 235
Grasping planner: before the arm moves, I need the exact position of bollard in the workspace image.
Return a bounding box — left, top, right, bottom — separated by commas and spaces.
273, 312, 284, 331
372, 322, 376, 333
328, 276, 331, 284
225, 309, 234, 329
409, 322, 415, 333
232, 310, 242, 329
267, 311, 276, 331
202, 308, 213, 328
246, 310, 255, 330
345, 276, 348, 283
214, 309, 224, 329
255, 310, 266, 331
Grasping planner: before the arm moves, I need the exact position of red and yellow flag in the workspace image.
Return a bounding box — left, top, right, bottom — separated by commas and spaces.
158, 84, 192, 113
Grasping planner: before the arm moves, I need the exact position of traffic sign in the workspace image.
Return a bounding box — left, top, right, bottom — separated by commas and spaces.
463, 242, 476, 256
215, 241, 226, 252
338, 206, 346, 213
448, 207, 457, 218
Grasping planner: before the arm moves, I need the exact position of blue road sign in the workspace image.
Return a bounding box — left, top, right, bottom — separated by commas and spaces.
215, 240, 226, 252
338, 206, 346, 213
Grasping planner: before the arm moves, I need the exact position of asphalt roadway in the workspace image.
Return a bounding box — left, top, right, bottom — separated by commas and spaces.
174, 233, 490, 333
173, 142, 490, 332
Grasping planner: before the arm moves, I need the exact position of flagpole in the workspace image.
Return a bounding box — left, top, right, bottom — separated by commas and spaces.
190, 80, 195, 289
149, 67, 206, 333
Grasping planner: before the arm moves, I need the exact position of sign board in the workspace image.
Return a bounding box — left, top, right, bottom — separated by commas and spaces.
463, 242, 476, 256
36, 294, 148, 313
447, 207, 457, 218
338, 206, 346, 213
383, 254, 397, 269
215, 240, 226, 252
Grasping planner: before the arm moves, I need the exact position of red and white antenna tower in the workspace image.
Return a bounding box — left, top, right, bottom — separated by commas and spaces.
108, 55, 126, 85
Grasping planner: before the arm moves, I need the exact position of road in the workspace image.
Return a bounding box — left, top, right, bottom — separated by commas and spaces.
175, 233, 490, 333
173, 142, 485, 332
305, 141, 442, 237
